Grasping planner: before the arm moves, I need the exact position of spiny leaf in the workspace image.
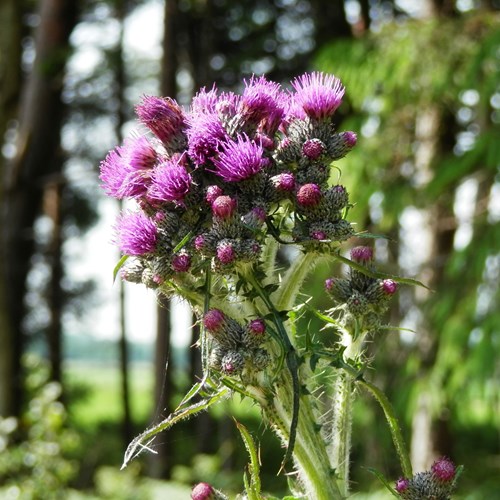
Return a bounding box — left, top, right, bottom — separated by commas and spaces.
235, 420, 262, 498
364, 467, 399, 497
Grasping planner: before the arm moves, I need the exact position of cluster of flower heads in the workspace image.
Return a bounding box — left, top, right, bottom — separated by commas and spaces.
100, 72, 357, 290
325, 246, 398, 332
395, 457, 459, 500
203, 309, 269, 377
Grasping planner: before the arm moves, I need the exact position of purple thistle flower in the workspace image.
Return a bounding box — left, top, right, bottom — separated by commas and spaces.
186, 112, 229, 165
217, 241, 236, 264
302, 138, 325, 160
381, 279, 398, 295
135, 95, 186, 147
271, 172, 296, 192
297, 183, 322, 207
290, 72, 345, 121
114, 211, 158, 256
342, 131, 357, 148
190, 85, 219, 114
194, 234, 206, 251
212, 134, 270, 182
191, 482, 215, 500
203, 309, 226, 332
99, 136, 157, 199
206, 185, 224, 205
248, 318, 266, 335
350, 246, 373, 263
212, 195, 237, 220
241, 75, 285, 134
311, 230, 327, 240
431, 457, 456, 482
171, 252, 191, 273
395, 477, 410, 493
148, 157, 192, 204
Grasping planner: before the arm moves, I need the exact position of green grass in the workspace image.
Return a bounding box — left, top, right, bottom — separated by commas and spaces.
66, 361, 154, 428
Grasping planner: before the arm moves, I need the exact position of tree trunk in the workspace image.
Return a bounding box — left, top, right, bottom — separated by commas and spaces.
2, 0, 78, 416
0, 0, 22, 417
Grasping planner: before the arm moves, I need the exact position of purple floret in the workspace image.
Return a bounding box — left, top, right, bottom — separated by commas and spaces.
115, 212, 158, 256
290, 72, 345, 121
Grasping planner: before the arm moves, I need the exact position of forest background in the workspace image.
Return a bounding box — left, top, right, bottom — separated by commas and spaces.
0, 0, 499, 498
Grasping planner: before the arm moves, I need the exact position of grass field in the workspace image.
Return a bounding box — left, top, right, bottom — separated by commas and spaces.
65, 360, 155, 428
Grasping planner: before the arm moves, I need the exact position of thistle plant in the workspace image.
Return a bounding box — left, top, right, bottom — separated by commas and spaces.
100, 72, 461, 499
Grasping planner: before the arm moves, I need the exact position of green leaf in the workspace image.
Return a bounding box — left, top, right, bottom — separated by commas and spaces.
235, 420, 262, 499
113, 255, 129, 283
364, 467, 399, 497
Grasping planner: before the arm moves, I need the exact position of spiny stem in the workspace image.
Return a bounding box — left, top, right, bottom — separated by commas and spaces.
242, 267, 300, 469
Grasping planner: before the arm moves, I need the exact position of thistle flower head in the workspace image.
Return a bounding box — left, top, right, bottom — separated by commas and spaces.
431, 457, 456, 482
212, 195, 237, 220
114, 212, 158, 256
187, 112, 229, 165
212, 134, 270, 182
148, 157, 192, 204
135, 95, 186, 147
271, 172, 296, 192
99, 137, 156, 199
350, 246, 373, 263
248, 318, 266, 335
381, 279, 398, 295
191, 482, 215, 500
171, 252, 191, 273
241, 75, 286, 134
217, 240, 236, 264
297, 183, 322, 207
203, 309, 226, 332
302, 138, 326, 160
290, 72, 345, 121
395, 477, 410, 493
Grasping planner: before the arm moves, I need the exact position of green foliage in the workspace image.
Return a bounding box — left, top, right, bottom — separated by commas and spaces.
0, 356, 80, 499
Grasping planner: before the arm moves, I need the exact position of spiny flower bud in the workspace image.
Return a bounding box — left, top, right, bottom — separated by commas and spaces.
395, 477, 410, 493
311, 230, 327, 240
206, 185, 224, 205
271, 172, 296, 192
204, 309, 225, 333
252, 348, 270, 370
243, 318, 267, 348
342, 130, 357, 148
431, 457, 456, 482
194, 234, 207, 251
212, 195, 237, 220
297, 183, 322, 207
382, 279, 398, 295
216, 240, 236, 264
350, 246, 373, 263
347, 290, 369, 316
242, 206, 266, 229
302, 138, 325, 160
248, 318, 266, 335
325, 185, 349, 211
171, 251, 191, 272
325, 277, 351, 302
221, 351, 245, 375
191, 482, 215, 500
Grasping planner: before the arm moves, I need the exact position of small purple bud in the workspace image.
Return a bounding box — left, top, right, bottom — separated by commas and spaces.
194, 234, 206, 251
217, 241, 236, 264
302, 138, 325, 160
272, 172, 296, 192
297, 183, 322, 207
152, 274, 164, 285
431, 457, 456, 482
171, 252, 191, 272
381, 279, 398, 295
248, 318, 266, 335
350, 246, 373, 263
212, 195, 237, 220
206, 185, 224, 205
251, 206, 267, 223
311, 230, 327, 240
395, 477, 409, 493
325, 278, 335, 292
191, 482, 215, 500
342, 131, 357, 148
203, 309, 225, 332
